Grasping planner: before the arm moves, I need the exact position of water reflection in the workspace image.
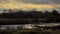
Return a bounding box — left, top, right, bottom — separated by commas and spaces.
0, 23, 60, 29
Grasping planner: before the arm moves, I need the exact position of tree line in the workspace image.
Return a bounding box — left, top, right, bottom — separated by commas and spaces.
0, 9, 60, 24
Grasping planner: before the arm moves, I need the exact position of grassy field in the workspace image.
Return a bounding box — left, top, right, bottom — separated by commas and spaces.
0, 29, 60, 34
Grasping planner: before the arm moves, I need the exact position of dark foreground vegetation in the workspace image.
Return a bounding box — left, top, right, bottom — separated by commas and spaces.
0, 29, 60, 34
0, 9, 60, 24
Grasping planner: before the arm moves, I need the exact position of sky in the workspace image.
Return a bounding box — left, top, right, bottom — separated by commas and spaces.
0, 0, 60, 11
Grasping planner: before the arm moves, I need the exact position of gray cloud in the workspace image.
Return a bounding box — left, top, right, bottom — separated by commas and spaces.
16, 0, 60, 4
0, 0, 60, 4
51, 0, 60, 4
0, 0, 10, 3
16, 0, 51, 4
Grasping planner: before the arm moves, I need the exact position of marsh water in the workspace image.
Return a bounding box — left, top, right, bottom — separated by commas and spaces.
0, 23, 60, 29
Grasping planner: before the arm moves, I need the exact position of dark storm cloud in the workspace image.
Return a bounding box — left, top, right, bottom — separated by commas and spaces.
17, 0, 60, 4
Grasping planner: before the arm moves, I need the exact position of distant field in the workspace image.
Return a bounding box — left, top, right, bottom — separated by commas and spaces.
0, 18, 34, 25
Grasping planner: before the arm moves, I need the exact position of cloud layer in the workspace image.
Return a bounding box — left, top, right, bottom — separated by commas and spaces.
0, 0, 60, 10
16, 0, 60, 4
